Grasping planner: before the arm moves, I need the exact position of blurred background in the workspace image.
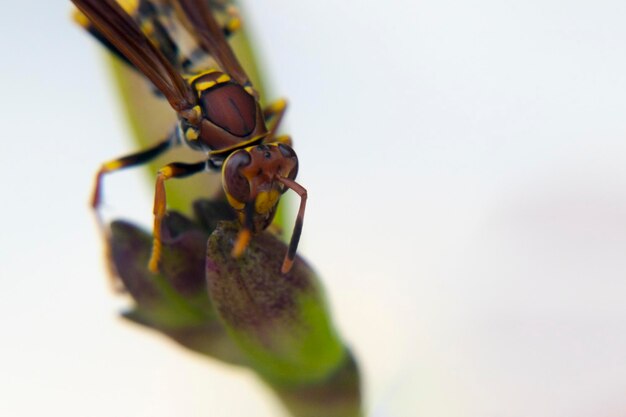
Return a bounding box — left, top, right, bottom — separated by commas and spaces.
1, 0, 626, 416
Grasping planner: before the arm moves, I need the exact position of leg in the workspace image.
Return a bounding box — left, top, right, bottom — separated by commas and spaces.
276, 177, 307, 274
263, 98, 288, 142
148, 160, 207, 273
231, 202, 256, 258
89, 133, 174, 291
91, 133, 175, 209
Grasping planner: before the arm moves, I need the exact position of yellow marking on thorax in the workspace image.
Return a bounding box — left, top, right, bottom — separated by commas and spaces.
185, 128, 199, 141
244, 86, 256, 96
185, 69, 220, 84
196, 74, 232, 93
190, 105, 202, 120
216, 74, 231, 83
210, 134, 267, 157
195, 81, 217, 92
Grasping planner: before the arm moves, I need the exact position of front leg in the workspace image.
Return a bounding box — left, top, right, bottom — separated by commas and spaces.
276, 177, 307, 274
148, 160, 208, 273
91, 132, 176, 209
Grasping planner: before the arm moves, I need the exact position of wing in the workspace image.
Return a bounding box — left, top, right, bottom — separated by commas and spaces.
72, 0, 196, 111
172, 0, 251, 87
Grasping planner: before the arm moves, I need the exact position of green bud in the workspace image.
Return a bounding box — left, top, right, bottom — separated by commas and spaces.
206, 221, 347, 384
273, 352, 362, 417
108, 200, 362, 416
109, 201, 246, 365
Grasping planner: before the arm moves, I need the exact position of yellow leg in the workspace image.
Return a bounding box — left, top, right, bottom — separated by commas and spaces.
263, 98, 288, 142
91, 135, 174, 209
147, 161, 207, 273
230, 203, 256, 258
231, 229, 252, 257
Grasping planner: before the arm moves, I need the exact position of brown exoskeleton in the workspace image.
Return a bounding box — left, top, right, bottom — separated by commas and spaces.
73, 0, 306, 274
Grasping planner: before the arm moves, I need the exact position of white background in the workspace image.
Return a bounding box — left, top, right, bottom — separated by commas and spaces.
1, 0, 626, 416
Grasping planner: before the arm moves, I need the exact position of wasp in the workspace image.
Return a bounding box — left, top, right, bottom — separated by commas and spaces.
72, 0, 306, 274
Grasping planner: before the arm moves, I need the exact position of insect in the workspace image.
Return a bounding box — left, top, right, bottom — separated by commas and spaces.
72, 0, 306, 274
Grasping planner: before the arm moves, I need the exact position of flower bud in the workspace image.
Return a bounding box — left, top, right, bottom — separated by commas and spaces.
109, 201, 245, 364
108, 200, 362, 416
206, 221, 346, 385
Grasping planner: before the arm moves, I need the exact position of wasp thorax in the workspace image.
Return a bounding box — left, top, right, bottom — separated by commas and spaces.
201, 83, 256, 136
180, 71, 267, 152
191, 71, 257, 137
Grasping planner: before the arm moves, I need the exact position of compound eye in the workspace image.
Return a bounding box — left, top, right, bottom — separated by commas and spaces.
278, 143, 296, 159
277, 143, 299, 182
223, 150, 252, 203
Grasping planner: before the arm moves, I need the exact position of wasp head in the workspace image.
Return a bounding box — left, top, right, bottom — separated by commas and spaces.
222, 143, 298, 232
